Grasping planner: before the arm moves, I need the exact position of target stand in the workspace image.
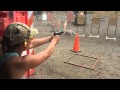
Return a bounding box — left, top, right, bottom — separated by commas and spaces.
51, 14, 58, 32
63, 11, 76, 36
89, 14, 100, 38
64, 53, 99, 70
106, 14, 118, 41
46, 12, 53, 25
77, 13, 86, 37
42, 13, 47, 24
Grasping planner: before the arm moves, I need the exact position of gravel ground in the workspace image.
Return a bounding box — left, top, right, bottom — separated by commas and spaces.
28, 11, 120, 79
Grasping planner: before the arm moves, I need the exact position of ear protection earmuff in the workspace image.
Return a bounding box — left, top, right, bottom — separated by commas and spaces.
24, 41, 28, 47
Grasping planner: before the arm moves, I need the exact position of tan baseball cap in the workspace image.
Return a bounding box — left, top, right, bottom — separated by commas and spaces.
4, 22, 39, 45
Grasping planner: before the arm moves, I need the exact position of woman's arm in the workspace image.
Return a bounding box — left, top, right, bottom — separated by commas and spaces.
20, 35, 60, 70
29, 36, 53, 49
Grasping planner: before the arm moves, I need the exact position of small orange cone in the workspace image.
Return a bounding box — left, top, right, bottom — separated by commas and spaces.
71, 33, 81, 53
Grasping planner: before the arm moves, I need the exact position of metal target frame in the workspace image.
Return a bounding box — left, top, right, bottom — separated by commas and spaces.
47, 12, 53, 25
34, 11, 40, 21
106, 14, 118, 41
42, 13, 47, 23
62, 11, 76, 36
77, 12, 86, 37
89, 14, 101, 38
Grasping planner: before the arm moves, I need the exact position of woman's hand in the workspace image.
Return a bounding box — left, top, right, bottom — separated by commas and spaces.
51, 35, 60, 45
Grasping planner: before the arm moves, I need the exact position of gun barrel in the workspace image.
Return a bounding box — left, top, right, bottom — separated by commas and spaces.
54, 30, 64, 36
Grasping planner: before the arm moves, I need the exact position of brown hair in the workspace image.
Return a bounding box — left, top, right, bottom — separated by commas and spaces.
0, 35, 23, 56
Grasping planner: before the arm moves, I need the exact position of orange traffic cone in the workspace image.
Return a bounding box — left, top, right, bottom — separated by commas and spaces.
71, 33, 81, 53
